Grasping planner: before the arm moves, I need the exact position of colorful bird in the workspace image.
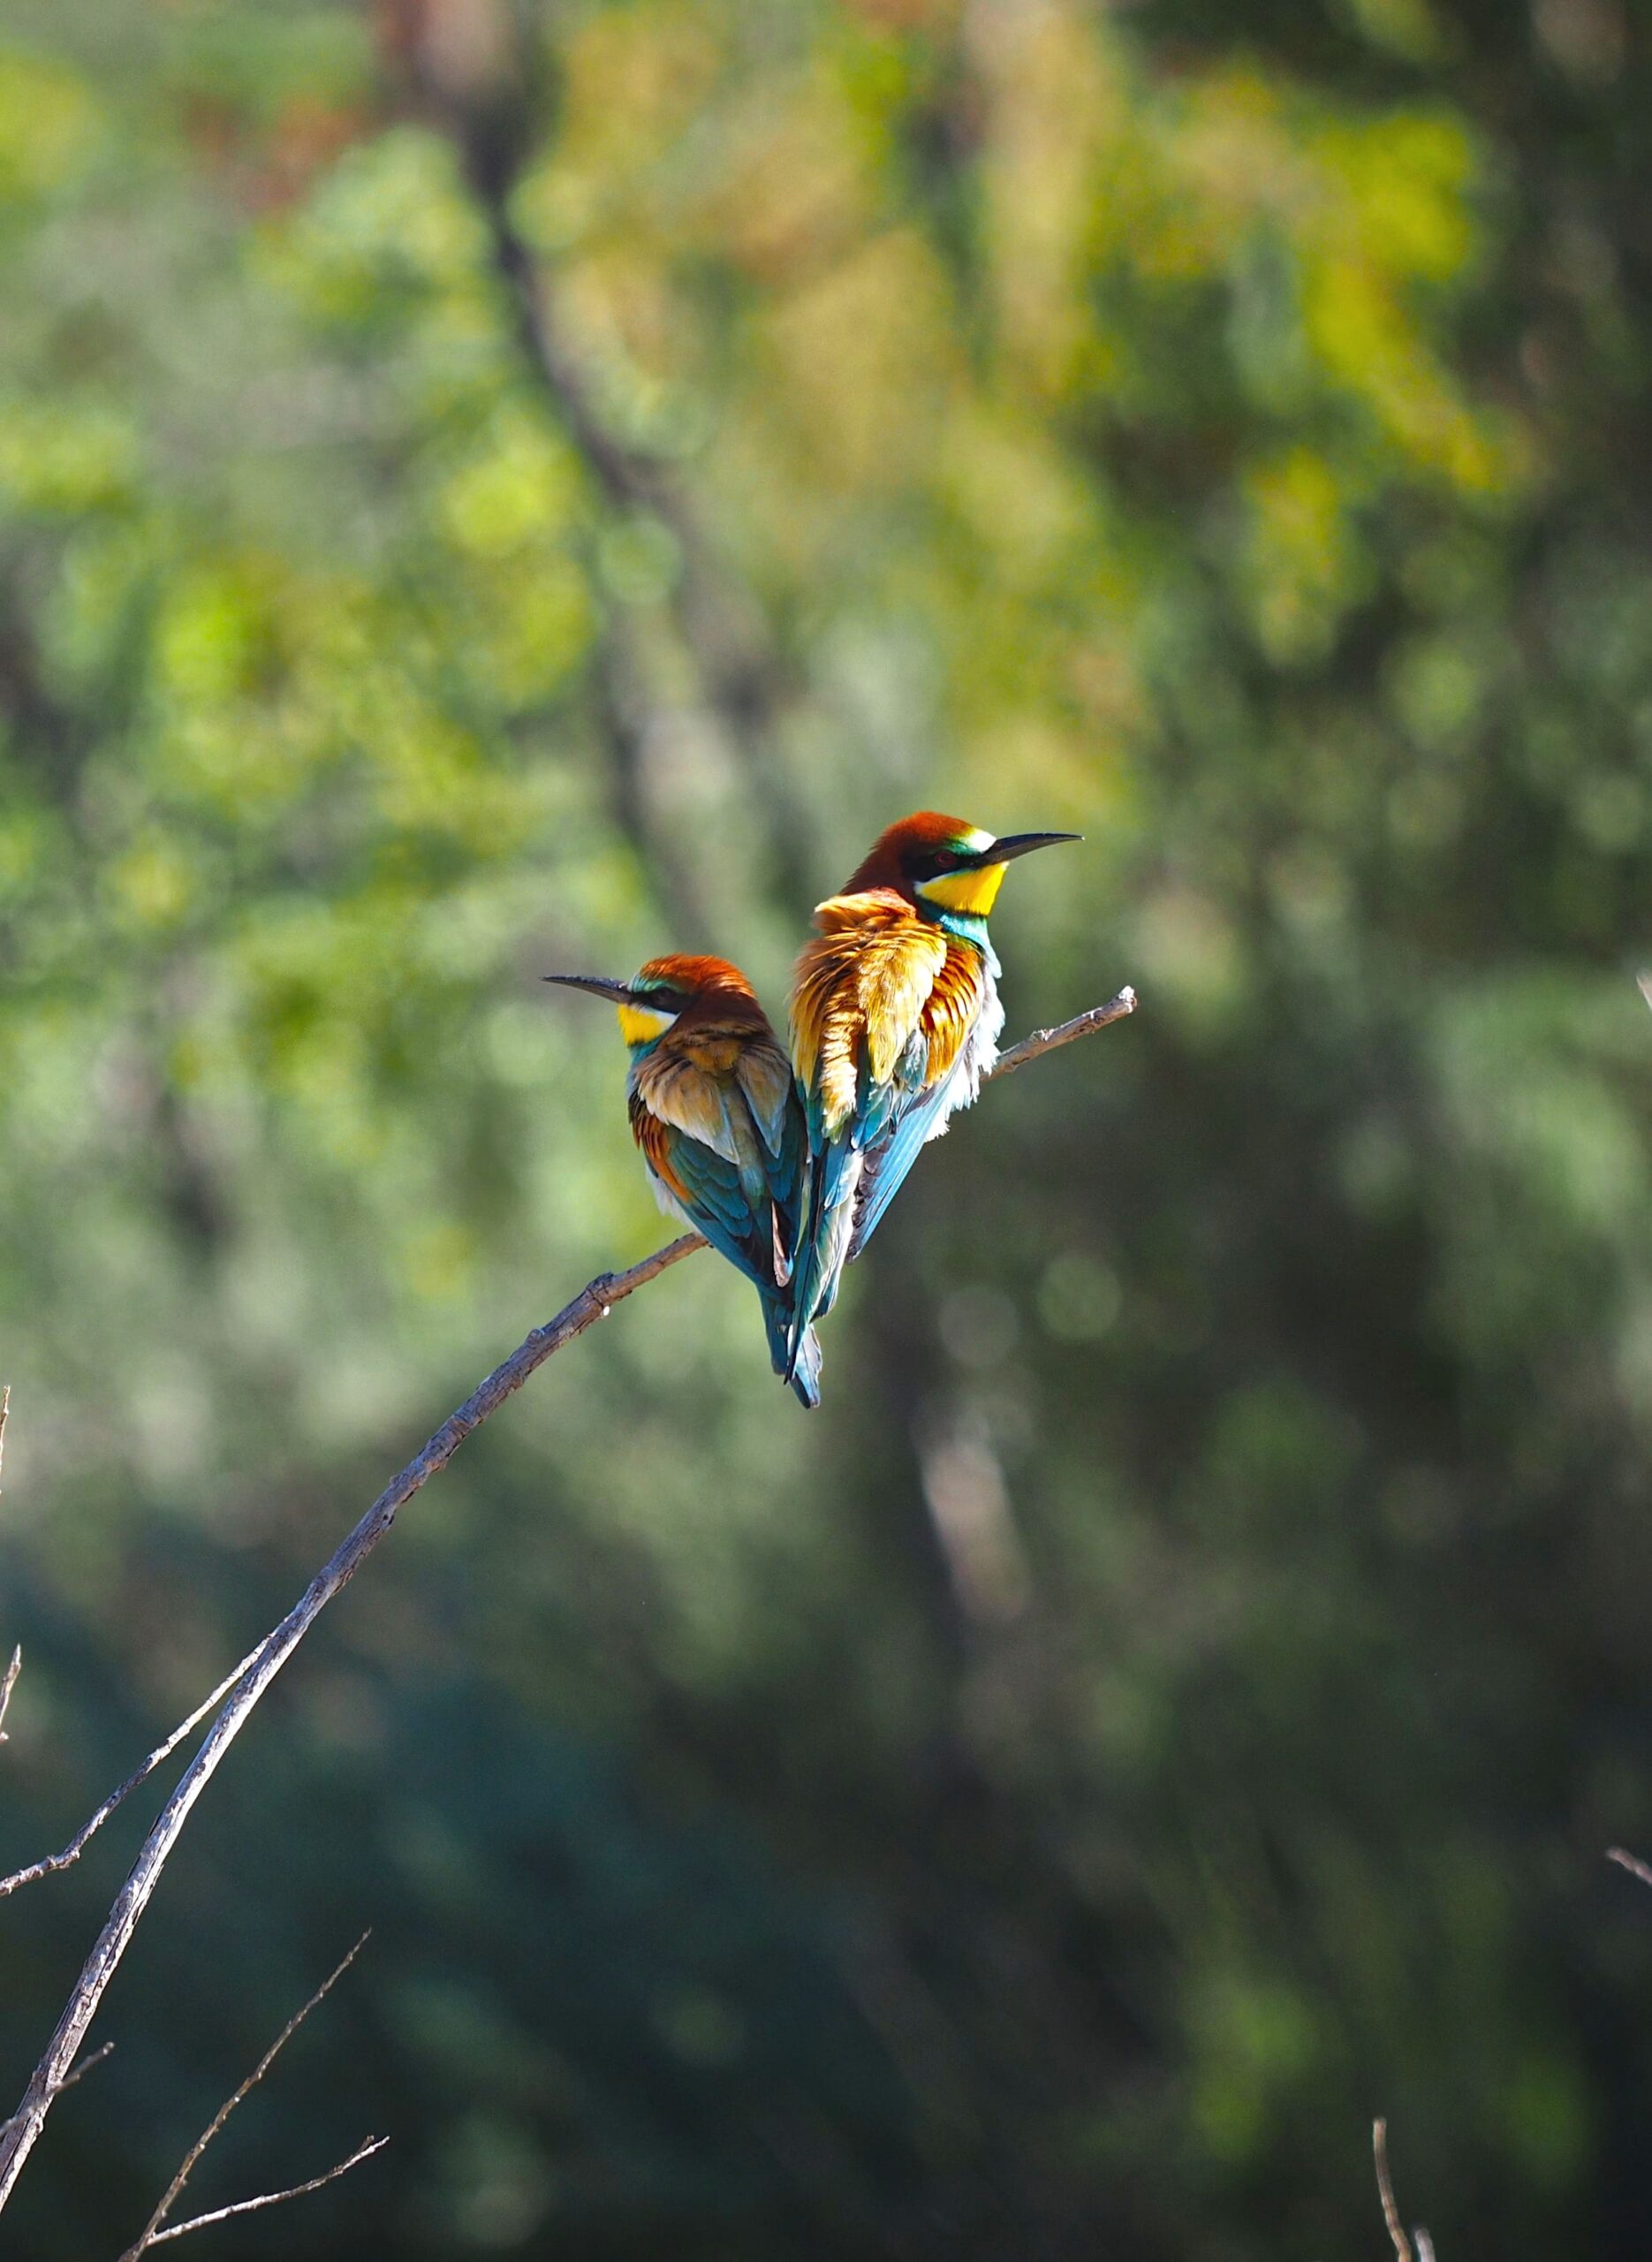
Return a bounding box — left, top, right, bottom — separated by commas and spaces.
785, 812, 1079, 1378
545, 953, 822, 1407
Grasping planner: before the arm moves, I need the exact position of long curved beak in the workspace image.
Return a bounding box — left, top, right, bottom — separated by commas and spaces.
979, 831, 1082, 866
542, 973, 636, 1004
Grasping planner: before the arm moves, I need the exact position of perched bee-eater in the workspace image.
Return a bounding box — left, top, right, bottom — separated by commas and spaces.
545, 953, 822, 1407
786, 811, 1079, 1377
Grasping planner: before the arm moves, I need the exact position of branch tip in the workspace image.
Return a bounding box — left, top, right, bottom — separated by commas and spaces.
0, 1646, 19, 1743
138, 2135, 387, 2251
118, 1933, 375, 2260
1373, 2120, 1411, 2262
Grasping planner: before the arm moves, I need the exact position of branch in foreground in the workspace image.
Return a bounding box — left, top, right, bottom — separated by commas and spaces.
0, 1393, 11, 1746
135, 2137, 388, 2252
0, 2043, 111, 2144
118, 1935, 380, 2260
1373, 2117, 1436, 2262
1608, 1845, 1652, 1888
1373, 2118, 1411, 2262
0, 986, 1134, 2212
0, 1643, 266, 1899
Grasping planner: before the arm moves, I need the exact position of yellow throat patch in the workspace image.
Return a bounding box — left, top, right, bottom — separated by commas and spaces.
617, 999, 679, 1046
917, 862, 1005, 918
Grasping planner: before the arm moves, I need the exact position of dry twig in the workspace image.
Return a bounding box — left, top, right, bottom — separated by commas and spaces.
0, 1644, 267, 1897
0, 1390, 14, 1746
1373, 2119, 1413, 2262
118, 1935, 381, 2259
0, 1647, 19, 1747
134, 2137, 388, 2251
1373, 2117, 1436, 2262
993, 989, 1137, 1076
0, 2043, 112, 2143
0, 986, 1135, 2213
1608, 1845, 1652, 1889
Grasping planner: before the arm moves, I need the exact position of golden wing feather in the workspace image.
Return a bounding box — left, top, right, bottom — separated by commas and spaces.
634, 1045, 739, 1164
792, 892, 947, 1136
915, 939, 990, 1091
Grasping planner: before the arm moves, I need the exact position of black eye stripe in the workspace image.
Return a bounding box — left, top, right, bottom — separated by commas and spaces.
903, 845, 974, 881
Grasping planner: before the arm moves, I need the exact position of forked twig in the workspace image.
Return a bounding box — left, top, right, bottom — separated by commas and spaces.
0, 987, 1135, 2212
0, 2043, 112, 2142
136, 2137, 388, 2250
118, 1935, 381, 2259
0, 1643, 268, 1899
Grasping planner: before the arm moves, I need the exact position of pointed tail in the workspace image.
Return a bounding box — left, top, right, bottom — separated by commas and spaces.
760, 1286, 823, 1409
785, 1146, 858, 1382
786, 1320, 823, 1409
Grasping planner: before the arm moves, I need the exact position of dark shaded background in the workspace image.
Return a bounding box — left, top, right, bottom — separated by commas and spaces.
4, 0, 1652, 2252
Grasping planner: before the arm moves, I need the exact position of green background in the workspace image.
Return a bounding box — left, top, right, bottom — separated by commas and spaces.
3, 0, 1652, 2252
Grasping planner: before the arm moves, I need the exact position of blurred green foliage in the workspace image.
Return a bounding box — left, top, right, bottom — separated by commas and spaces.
3, 0, 1652, 2253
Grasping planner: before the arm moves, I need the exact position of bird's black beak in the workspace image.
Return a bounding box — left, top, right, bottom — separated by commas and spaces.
976, 831, 1082, 866
542, 973, 636, 1004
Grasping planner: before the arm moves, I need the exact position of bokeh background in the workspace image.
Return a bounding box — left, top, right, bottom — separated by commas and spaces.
3, 0, 1652, 2252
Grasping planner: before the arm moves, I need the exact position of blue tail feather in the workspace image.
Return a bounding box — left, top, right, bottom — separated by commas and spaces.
762, 1285, 822, 1408
786, 1142, 859, 1378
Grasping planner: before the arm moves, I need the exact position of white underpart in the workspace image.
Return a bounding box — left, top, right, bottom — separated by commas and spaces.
647, 1171, 697, 1229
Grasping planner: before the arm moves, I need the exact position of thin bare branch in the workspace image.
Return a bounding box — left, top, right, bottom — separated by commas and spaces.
1373, 2120, 1413, 2262
1, 1390, 12, 1745
2, 1393, 17, 1749
0, 989, 1133, 2213
1608, 1845, 1652, 1888
138, 2137, 387, 2250
991, 987, 1138, 1080
120, 1936, 371, 2260
54, 2040, 113, 2099
0, 1642, 267, 1898
0, 1648, 19, 1745
0, 2043, 112, 2143
1414, 2234, 1436, 2262
1637, 970, 1652, 1014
